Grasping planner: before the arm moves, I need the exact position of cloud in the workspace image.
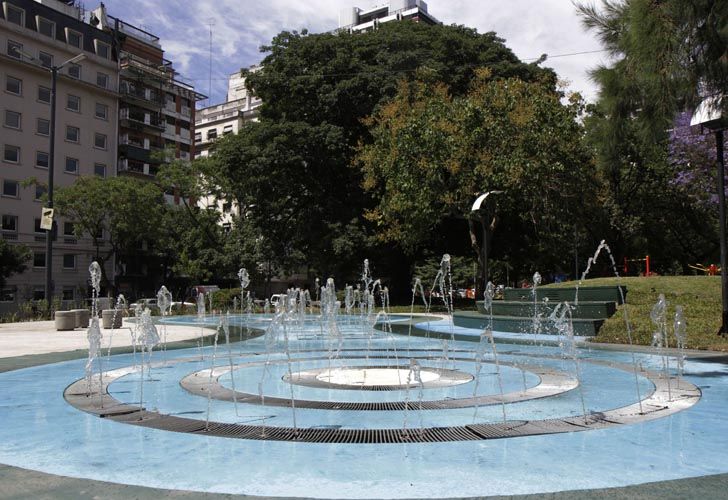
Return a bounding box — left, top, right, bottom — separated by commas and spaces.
101, 0, 605, 104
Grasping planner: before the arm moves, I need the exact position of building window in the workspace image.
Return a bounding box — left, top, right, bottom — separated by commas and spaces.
207, 129, 217, 140
0, 286, 17, 303
67, 63, 81, 79
223, 124, 234, 135
4, 110, 21, 129
63, 221, 75, 236
36, 151, 49, 169
62, 254, 76, 269
35, 184, 46, 201
37, 17, 55, 38
64, 157, 79, 174
94, 133, 107, 150
7, 40, 22, 59
2, 180, 19, 198
65, 126, 79, 143
94, 163, 106, 177
36, 118, 50, 136
3, 145, 20, 163
34, 218, 43, 234
38, 51, 53, 69
33, 252, 45, 268
95, 103, 108, 120
96, 41, 110, 59
194, 132, 201, 143
96, 72, 108, 89
1, 215, 18, 232
5, 76, 22, 95
38, 86, 50, 103
67, 94, 81, 112
66, 29, 82, 48
62, 288, 74, 301
32, 288, 45, 301
6, 4, 24, 26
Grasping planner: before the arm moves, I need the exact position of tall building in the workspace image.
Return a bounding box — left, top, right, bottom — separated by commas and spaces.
338, 0, 440, 32
194, 66, 261, 159
0, 0, 118, 312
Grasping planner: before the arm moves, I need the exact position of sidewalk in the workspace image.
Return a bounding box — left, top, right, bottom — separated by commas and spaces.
0, 319, 209, 358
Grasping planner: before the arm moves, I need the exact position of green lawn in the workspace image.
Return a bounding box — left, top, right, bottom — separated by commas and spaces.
550, 276, 728, 351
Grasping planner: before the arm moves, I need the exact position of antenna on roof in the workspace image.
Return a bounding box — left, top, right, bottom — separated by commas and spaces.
207, 18, 215, 106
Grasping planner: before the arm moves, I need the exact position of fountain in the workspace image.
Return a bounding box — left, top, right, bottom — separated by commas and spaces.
0, 252, 722, 499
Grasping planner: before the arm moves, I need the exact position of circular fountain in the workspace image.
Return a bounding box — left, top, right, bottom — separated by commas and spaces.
0, 260, 727, 498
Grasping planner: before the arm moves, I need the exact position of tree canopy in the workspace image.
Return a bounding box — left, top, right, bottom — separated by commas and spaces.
0, 240, 30, 289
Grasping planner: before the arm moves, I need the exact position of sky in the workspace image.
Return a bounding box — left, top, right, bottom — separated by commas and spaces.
97, 0, 610, 107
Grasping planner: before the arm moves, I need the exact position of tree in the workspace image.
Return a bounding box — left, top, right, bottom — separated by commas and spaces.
54, 176, 166, 293
0, 240, 30, 288
210, 22, 551, 288
356, 70, 598, 290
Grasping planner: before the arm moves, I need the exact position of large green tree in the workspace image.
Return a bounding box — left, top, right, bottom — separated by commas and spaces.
54, 176, 166, 293
210, 22, 551, 288
0, 240, 30, 289
356, 70, 598, 286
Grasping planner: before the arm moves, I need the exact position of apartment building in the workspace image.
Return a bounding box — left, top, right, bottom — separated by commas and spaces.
0, 0, 118, 312
338, 0, 440, 32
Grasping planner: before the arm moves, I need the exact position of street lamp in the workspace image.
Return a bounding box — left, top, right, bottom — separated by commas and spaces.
20, 51, 86, 307
470, 191, 503, 296
691, 95, 727, 336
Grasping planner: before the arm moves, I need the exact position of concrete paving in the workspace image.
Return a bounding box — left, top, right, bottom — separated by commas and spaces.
0, 319, 208, 358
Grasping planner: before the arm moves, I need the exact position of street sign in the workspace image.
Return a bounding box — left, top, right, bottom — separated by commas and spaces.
40, 207, 54, 230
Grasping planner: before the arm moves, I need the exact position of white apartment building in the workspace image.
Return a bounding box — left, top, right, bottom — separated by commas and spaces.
0, 0, 118, 312
338, 0, 440, 32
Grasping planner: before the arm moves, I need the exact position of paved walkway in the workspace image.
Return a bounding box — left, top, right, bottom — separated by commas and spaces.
0, 319, 209, 358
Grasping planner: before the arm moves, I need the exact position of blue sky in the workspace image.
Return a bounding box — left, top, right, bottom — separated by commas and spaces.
98, 0, 607, 107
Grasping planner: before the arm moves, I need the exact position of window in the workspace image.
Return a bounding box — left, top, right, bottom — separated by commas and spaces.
62, 254, 76, 269
194, 132, 201, 143
4, 110, 21, 129
7, 40, 22, 59
35, 53, 53, 71
207, 129, 217, 140
94, 133, 107, 150
67, 29, 82, 48
34, 218, 43, 234
96, 72, 108, 89
64, 157, 79, 174
65, 126, 79, 143
66, 94, 80, 112
36, 118, 50, 136
3, 145, 20, 163
95, 103, 108, 120
62, 288, 74, 301
223, 124, 234, 135
96, 41, 110, 59
33, 252, 46, 268
63, 221, 75, 236
1, 215, 18, 232
93, 163, 106, 177
67, 63, 81, 79
2, 180, 19, 197
5, 76, 22, 95
36, 151, 49, 169
38, 86, 50, 103
37, 17, 55, 38
6, 4, 24, 26
35, 184, 46, 201
32, 288, 45, 301
0, 286, 17, 303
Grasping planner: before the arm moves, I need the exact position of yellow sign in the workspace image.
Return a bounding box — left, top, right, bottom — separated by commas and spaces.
40, 207, 54, 230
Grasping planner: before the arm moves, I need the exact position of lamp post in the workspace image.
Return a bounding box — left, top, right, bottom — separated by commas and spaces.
20, 52, 86, 307
691, 96, 727, 336
470, 191, 503, 296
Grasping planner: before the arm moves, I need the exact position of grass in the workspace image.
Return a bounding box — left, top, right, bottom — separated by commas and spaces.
550, 276, 728, 351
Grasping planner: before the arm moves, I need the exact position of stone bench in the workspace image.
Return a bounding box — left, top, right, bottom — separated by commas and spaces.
54, 311, 76, 331
70, 309, 90, 328
101, 309, 123, 329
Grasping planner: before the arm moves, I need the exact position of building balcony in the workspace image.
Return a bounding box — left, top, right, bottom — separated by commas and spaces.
120, 82, 163, 109
118, 159, 157, 177
119, 108, 165, 131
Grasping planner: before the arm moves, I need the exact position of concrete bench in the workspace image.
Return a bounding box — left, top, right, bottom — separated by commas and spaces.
70, 309, 90, 328
101, 309, 123, 329
54, 311, 76, 331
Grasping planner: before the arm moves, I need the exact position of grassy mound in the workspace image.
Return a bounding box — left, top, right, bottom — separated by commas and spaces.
551, 276, 728, 351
